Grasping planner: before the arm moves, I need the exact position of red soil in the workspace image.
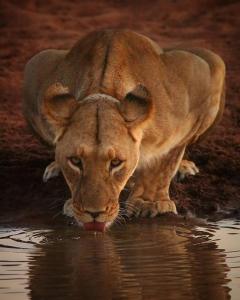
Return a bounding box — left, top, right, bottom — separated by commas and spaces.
0, 0, 239, 220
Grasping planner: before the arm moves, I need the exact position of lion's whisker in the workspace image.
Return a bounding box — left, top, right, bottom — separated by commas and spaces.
52, 210, 62, 219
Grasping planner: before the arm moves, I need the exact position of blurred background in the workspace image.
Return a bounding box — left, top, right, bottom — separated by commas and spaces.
0, 0, 239, 221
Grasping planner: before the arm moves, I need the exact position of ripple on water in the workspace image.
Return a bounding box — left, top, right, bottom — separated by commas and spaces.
0, 219, 239, 300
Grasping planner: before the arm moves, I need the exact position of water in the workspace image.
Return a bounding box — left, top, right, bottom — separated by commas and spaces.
0, 218, 239, 300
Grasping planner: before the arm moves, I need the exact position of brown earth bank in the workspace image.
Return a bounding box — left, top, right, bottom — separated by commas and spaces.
0, 0, 239, 222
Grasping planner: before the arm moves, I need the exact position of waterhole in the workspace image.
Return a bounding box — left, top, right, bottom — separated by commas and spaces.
0, 218, 239, 300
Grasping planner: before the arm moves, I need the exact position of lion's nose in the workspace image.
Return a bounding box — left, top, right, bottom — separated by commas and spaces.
85, 210, 104, 219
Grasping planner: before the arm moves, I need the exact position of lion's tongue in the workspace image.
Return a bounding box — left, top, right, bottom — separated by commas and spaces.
83, 222, 106, 232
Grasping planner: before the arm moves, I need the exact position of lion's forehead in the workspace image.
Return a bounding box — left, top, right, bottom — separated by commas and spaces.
64, 109, 129, 147
58, 96, 133, 160
65, 121, 129, 148
71, 144, 127, 161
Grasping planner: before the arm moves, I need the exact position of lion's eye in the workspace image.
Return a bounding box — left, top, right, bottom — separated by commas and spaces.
69, 157, 83, 170
110, 159, 123, 169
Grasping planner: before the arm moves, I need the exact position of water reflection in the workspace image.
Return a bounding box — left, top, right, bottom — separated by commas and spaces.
0, 220, 236, 300
29, 221, 230, 300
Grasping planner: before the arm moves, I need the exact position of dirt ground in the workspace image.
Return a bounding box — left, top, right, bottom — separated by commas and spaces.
0, 0, 239, 221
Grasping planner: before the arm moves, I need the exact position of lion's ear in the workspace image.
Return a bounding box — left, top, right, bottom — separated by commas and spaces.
119, 84, 152, 126
43, 83, 78, 135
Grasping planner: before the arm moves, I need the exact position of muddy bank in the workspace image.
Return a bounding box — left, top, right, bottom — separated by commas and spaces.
0, 0, 239, 220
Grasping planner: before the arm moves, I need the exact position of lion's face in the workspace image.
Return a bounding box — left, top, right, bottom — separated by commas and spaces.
43, 84, 152, 230
55, 98, 140, 228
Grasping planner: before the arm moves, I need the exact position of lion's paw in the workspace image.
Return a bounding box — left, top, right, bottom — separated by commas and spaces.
178, 159, 199, 181
63, 199, 74, 217
43, 161, 61, 182
126, 197, 177, 218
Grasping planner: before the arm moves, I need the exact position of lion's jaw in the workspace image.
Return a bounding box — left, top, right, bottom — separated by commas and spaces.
55, 96, 141, 228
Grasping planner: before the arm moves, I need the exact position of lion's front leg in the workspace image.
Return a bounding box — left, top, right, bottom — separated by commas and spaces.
63, 198, 74, 217
126, 146, 186, 218
43, 160, 61, 182
177, 159, 199, 180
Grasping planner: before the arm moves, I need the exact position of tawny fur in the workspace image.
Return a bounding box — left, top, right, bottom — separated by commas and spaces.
23, 29, 225, 225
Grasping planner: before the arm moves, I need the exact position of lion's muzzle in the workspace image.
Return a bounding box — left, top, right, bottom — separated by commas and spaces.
63, 199, 119, 231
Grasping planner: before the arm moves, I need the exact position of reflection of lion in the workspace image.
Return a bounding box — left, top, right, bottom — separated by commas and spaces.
23, 29, 225, 228
28, 222, 230, 299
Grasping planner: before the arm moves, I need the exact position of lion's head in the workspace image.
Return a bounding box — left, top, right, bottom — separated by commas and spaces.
43, 83, 152, 230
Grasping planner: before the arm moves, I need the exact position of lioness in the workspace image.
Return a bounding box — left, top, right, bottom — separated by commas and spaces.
23, 29, 225, 231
